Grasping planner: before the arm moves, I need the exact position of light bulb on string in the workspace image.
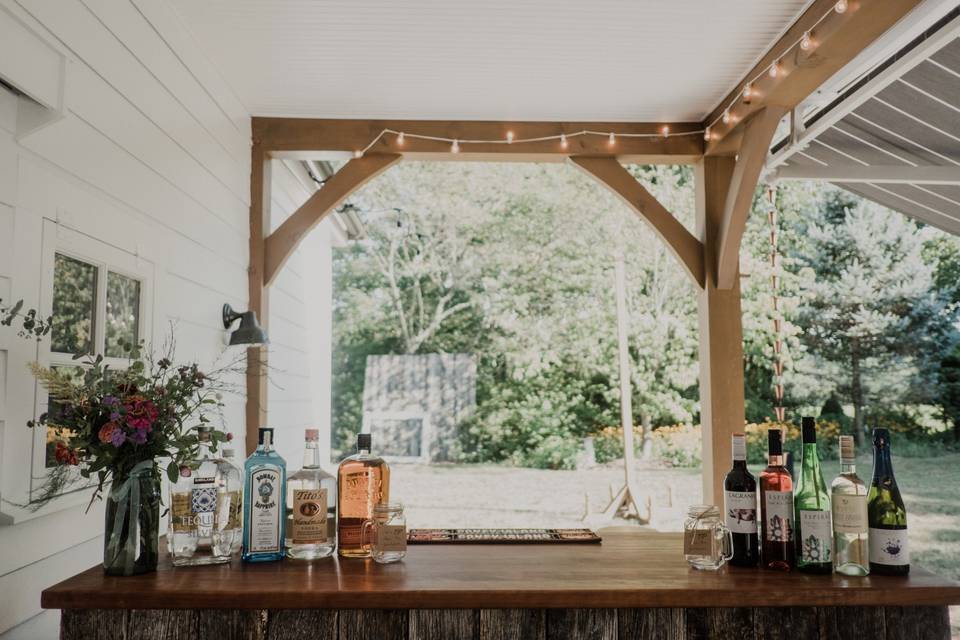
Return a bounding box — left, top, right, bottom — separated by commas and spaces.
506, 130, 514, 143
353, 150, 363, 158
770, 60, 783, 78
660, 125, 670, 138
834, 0, 847, 13
608, 132, 616, 146
743, 83, 754, 101
800, 31, 813, 51
722, 110, 731, 125
704, 127, 711, 142
560, 133, 568, 149
397, 132, 405, 146
451, 139, 460, 153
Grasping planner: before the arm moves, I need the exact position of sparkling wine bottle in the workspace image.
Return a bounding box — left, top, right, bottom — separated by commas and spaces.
760, 428, 794, 571
868, 428, 909, 575
723, 433, 759, 567
832, 435, 869, 576
794, 417, 832, 574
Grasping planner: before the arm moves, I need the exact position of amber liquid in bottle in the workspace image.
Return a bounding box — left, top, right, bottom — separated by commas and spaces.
337, 433, 390, 558
760, 428, 795, 571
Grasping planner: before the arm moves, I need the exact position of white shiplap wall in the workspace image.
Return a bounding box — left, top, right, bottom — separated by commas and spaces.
0, 0, 333, 633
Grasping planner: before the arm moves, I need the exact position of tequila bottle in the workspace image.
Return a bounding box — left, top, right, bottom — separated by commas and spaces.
285, 429, 337, 560
168, 426, 236, 566
338, 433, 390, 558
242, 427, 286, 562
832, 435, 869, 576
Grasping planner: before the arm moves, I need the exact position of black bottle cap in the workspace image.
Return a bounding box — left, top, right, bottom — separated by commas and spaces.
767, 428, 783, 455
357, 433, 372, 450
257, 427, 274, 445
801, 417, 816, 443
873, 427, 890, 447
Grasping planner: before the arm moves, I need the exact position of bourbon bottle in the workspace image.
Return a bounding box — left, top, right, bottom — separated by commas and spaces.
337, 433, 390, 557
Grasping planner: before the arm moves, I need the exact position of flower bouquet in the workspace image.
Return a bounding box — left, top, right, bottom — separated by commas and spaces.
29, 342, 233, 576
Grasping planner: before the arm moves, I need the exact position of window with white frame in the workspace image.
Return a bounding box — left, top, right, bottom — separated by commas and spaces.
33, 221, 153, 490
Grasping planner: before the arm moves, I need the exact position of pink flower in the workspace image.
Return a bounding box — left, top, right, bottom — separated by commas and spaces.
123, 395, 158, 433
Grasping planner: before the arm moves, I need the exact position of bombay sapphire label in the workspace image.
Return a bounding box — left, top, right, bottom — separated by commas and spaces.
870, 527, 909, 565
248, 468, 281, 553
724, 490, 758, 534
799, 510, 832, 563
764, 491, 794, 542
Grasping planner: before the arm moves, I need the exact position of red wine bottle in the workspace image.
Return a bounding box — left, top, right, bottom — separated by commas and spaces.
723, 433, 759, 567
760, 428, 795, 571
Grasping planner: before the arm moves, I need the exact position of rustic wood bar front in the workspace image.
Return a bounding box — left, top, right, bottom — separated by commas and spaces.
42, 531, 960, 640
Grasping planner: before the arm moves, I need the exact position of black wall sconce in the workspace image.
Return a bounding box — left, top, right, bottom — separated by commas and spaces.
222, 304, 268, 346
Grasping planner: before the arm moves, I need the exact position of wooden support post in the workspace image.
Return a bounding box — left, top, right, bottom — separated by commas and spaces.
246, 144, 272, 455
696, 156, 746, 507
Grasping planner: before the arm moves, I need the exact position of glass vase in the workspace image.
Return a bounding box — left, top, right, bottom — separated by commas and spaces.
103, 462, 160, 576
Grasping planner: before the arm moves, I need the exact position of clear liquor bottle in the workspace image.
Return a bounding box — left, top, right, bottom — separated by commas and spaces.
760, 428, 795, 571
217, 447, 244, 556
285, 429, 337, 560
168, 426, 235, 566
868, 428, 909, 575
338, 433, 390, 558
794, 417, 832, 573
242, 427, 286, 563
831, 435, 869, 576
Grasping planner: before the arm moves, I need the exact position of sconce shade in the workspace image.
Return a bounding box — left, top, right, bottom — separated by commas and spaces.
222, 303, 269, 346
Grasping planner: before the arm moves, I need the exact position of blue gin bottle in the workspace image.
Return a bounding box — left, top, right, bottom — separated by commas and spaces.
242, 427, 287, 562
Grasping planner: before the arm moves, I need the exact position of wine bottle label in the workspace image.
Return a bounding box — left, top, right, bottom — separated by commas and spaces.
870, 527, 909, 565
376, 524, 407, 553
724, 490, 758, 534
764, 491, 794, 542
832, 495, 868, 534
291, 488, 328, 544
248, 468, 281, 553
798, 510, 832, 563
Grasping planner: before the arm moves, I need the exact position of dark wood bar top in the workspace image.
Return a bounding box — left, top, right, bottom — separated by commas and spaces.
41, 531, 960, 610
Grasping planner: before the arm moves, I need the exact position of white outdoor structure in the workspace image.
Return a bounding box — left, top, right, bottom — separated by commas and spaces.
0, 0, 956, 636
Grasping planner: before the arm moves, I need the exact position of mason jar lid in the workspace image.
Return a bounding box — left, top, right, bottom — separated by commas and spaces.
687, 504, 720, 519
374, 502, 404, 514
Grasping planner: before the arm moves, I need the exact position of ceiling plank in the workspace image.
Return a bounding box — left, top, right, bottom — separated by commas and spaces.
705, 0, 924, 155
254, 118, 704, 160
772, 164, 960, 184
570, 156, 705, 288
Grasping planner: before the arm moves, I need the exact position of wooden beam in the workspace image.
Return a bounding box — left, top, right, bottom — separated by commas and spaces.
246, 144, 271, 455
716, 107, 786, 290
263, 154, 401, 286
570, 156, 705, 288
696, 156, 746, 509
253, 117, 704, 160
704, 0, 924, 155
771, 164, 960, 185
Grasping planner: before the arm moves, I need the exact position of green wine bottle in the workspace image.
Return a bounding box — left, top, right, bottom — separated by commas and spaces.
794, 417, 832, 573
868, 427, 909, 575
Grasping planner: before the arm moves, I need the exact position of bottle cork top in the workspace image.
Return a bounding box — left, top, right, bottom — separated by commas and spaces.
801, 417, 816, 444
305, 428, 320, 441
839, 435, 855, 462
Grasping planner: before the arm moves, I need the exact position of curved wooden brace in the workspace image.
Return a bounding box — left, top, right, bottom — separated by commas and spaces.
263, 153, 402, 285
570, 156, 705, 289
716, 107, 786, 289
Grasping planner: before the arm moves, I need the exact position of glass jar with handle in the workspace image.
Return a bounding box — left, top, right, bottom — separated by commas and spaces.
684, 505, 734, 570
362, 503, 407, 564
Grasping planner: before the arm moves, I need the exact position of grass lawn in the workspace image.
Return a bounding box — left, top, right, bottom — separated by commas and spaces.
391, 453, 960, 635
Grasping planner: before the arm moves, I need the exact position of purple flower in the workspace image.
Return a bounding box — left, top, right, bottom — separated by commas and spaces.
103, 396, 119, 407
128, 429, 147, 445
110, 411, 121, 422
109, 428, 126, 447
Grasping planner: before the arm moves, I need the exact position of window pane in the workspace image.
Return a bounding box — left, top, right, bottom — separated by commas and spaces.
51, 253, 97, 355
105, 272, 141, 357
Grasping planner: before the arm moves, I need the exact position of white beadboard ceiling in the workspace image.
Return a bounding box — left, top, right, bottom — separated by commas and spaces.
167, 0, 813, 122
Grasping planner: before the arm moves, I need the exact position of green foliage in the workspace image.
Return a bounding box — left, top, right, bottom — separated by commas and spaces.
0, 298, 53, 341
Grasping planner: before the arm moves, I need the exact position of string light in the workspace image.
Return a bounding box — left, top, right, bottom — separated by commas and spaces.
608, 132, 616, 146
506, 130, 514, 143
769, 59, 783, 78
834, 0, 848, 13
743, 82, 754, 101
560, 133, 568, 149
396, 131, 405, 146
451, 139, 460, 153
722, 110, 731, 125
353, 150, 363, 158
704, 126, 711, 142
800, 31, 813, 51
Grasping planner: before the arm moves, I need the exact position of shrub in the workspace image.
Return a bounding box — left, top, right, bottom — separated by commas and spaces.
650, 424, 702, 467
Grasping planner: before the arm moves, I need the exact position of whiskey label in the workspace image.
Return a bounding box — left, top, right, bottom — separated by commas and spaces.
171, 492, 193, 533
870, 527, 909, 566
247, 468, 281, 553
292, 488, 328, 544
683, 528, 714, 557
339, 524, 365, 547
342, 471, 373, 512
724, 490, 758, 534
798, 510, 832, 563
764, 491, 794, 542
376, 525, 407, 553
832, 495, 867, 534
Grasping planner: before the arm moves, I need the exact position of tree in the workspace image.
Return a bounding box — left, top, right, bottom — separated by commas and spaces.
794, 188, 959, 442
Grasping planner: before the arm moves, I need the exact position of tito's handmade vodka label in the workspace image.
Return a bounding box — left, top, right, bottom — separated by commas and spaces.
248, 468, 282, 553
291, 488, 328, 544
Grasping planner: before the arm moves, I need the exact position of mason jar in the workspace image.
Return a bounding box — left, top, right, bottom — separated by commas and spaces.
363, 503, 407, 564
683, 505, 733, 570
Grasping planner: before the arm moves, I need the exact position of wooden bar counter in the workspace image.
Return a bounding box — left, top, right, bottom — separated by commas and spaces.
42, 531, 960, 639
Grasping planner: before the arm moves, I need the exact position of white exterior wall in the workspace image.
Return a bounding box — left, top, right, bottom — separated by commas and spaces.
0, 1, 334, 634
